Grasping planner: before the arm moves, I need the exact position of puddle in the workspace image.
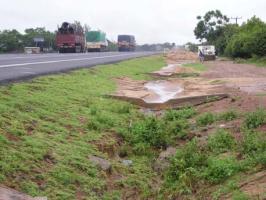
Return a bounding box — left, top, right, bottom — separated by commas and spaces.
144, 80, 183, 103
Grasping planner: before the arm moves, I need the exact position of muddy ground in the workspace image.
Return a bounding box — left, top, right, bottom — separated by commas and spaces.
112, 50, 266, 111
109, 50, 266, 199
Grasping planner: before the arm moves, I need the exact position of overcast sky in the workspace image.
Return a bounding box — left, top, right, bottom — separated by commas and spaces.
1, 0, 266, 44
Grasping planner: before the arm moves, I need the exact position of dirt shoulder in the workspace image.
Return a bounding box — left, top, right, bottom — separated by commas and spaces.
203, 60, 266, 78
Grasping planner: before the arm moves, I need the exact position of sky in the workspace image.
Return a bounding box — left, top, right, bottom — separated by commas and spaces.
1, 0, 266, 45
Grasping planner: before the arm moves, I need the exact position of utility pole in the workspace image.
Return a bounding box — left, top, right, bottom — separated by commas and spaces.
231, 17, 242, 25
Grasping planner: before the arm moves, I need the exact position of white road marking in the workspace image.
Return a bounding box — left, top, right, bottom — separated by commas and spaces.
0, 52, 127, 60
0, 53, 143, 69
21, 72, 36, 75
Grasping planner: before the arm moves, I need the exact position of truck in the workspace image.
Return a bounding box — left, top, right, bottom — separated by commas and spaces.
118, 35, 136, 52
56, 22, 86, 53
86, 31, 107, 52
198, 45, 216, 61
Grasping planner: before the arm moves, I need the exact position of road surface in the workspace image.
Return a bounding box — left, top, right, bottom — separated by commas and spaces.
0, 52, 159, 84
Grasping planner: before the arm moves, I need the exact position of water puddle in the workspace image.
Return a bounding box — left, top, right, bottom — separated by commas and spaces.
144, 80, 183, 103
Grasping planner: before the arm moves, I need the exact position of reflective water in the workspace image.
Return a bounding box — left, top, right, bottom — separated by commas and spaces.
144, 80, 183, 103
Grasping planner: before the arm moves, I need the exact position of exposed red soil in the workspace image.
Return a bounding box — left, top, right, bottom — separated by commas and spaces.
223, 170, 266, 200
167, 50, 198, 64
203, 61, 266, 78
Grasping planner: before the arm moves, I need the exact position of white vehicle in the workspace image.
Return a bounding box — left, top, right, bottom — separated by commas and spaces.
198, 45, 216, 61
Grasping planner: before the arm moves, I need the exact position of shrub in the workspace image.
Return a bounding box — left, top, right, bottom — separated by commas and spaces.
167, 119, 189, 140
244, 109, 266, 129
130, 116, 169, 148
164, 107, 196, 121
196, 112, 216, 126
208, 129, 236, 153
166, 140, 206, 193
241, 130, 266, 166
218, 110, 238, 121
203, 157, 240, 184
225, 17, 266, 58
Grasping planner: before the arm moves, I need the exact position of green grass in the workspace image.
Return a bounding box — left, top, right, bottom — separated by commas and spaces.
0, 54, 265, 199
0, 55, 165, 199
182, 62, 208, 71
235, 57, 266, 67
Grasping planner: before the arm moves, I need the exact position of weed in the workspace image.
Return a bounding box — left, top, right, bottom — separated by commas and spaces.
241, 130, 266, 166
164, 107, 196, 121
218, 110, 238, 121
232, 191, 250, 200
244, 109, 266, 129
130, 116, 169, 149
165, 140, 206, 194
167, 119, 189, 140
196, 112, 216, 126
203, 157, 240, 184
208, 129, 236, 154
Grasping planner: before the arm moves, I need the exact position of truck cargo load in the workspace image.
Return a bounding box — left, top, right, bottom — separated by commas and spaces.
86, 31, 107, 52
56, 22, 86, 53
118, 35, 136, 52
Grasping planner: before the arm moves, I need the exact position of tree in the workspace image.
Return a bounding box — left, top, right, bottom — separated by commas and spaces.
0, 29, 23, 52
194, 10, 236, 55
23, 27, 56, 49
225, 17, 266, 58
194, 10, 229, 42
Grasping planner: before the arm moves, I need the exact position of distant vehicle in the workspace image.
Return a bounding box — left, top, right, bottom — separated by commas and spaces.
56, 22, 86, 53
198, 45, 216, 61
118, 35, 136, 52
86, 31, 108, 52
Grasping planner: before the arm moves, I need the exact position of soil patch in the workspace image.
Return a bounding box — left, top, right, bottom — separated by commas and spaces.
167, 49, 198, 64
223, 170, 266, 200
0, 186, 46, 200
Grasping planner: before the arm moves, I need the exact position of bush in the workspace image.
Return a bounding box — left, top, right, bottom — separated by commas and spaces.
166, 140, 206, 193
167, 119, 189, 140
208, 129, 236, 153
164, 107, 196, 121
241, 130, 266, 166
218, 110, 238, 121
196, 112, 216, 126
203, 157, 240, 184
244, 109, 266, 129
130, 116, 169, 148
225, 17, 266, 58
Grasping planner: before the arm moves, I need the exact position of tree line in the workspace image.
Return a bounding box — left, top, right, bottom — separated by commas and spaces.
0, 28, 56, 53
193, 10, 266, 58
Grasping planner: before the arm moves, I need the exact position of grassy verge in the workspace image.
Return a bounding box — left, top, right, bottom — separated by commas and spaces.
182, 62, 208, 71
0, 56, 165, 199
0, 55, 265, 200
234, 57, 266, 67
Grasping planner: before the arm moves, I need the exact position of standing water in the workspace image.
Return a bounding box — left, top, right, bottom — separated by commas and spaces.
144, 80, 183, 103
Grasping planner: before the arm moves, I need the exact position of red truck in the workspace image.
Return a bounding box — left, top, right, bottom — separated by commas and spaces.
56, 22, 86, 53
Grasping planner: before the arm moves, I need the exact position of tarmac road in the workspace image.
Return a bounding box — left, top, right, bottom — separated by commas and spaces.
0, 51, 159, 84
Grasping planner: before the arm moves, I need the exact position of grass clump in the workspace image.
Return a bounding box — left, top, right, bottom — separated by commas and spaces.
165, 140, 206, 194
164, 107, 196, 121
244, 109, 266, 129
218, 110, 238, 121
208, 129, 236, 154
241, 130, 266, 166
196, 112, 216, 126
129, 116, 169, 149
203, 156, 240, 184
